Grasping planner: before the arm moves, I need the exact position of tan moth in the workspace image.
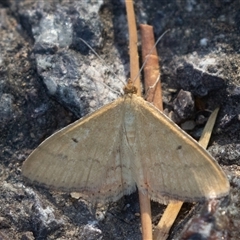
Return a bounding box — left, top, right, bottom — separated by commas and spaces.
22, 80, 229, 204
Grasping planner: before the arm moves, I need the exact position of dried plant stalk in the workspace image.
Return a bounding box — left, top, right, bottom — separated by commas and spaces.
125, 0, 141, 95
153, 108, 220, 240
126, 1, 152, 239
140, 24, 163, 111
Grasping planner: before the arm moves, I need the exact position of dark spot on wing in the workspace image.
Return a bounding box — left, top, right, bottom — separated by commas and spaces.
176, 145, 182, 150
72, 138, 78, 143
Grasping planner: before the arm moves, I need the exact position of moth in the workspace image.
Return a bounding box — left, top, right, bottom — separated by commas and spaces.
22, 81, 229, 204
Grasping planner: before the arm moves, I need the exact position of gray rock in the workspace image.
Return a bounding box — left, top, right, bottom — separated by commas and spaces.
19, 2, 126, 117
0, 93, 15, 124
175, 56, 226, 97
172, 89, 195, 123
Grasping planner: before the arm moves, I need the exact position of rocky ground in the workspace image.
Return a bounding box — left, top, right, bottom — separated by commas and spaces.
0, 0, 240, 239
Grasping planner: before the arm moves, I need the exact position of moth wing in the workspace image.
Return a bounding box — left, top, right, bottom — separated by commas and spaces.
132, 95, 229, 204
22, 98, 135, 203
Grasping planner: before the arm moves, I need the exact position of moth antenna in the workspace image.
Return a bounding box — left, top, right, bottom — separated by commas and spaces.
132, 29, 170, 85
79, 38, 126, 95
144, 73, 161, 100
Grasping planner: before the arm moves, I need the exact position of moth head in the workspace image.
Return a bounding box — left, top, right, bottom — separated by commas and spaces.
123, 79, 138, 95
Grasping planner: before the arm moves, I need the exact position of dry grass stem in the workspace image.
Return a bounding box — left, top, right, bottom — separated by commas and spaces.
153, 107, 220, 240
126, 1, 152, 239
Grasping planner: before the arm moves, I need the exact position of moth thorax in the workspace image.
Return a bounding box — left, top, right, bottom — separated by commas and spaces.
123, 108, 137, 146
